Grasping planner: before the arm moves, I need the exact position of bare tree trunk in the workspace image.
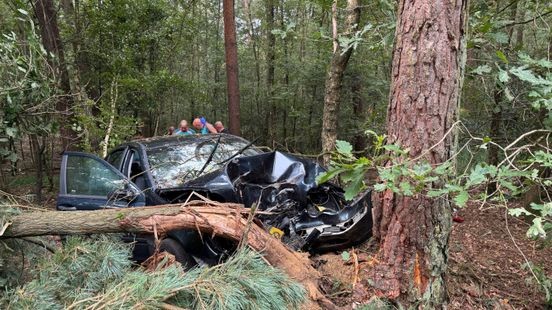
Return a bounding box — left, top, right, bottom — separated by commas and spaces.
351, 72, 367, 153
489, 0, 514, 194
30, 135, 44, 204
1, 202, 334, 309
60, 0, 97, 151
38, 136, 54, 192
369, 0, 469, 306
321, 0, 361, 164
280, 2, 290, 145
243, 0, 261, 105
331, 0, 338, 53
212, 0, 223, 121
265, 0, 276, 147
102, 80, 118, 158
487, 87, 503, 194
515, 2, 524, 48
32, 0, 75, 151
46, 138, 54, 191
60, 0, 93, 98
223, 0, 241, 136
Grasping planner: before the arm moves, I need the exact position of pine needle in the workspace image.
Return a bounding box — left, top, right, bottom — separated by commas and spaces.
1, 235, 306, 310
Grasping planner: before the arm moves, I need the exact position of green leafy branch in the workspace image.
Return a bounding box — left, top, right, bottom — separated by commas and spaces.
317, 126, 552, 240
0, 9, 59, 164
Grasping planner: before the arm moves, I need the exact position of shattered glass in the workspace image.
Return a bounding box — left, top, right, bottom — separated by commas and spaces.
146, 137, 260, 189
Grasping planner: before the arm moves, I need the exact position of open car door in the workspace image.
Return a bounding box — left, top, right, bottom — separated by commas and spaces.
57, 152, 146, 211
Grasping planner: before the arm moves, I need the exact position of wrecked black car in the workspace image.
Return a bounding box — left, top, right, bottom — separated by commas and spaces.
57, 134, 372, 265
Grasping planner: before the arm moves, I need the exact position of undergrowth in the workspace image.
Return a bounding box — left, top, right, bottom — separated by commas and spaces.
0, 235, 305, 309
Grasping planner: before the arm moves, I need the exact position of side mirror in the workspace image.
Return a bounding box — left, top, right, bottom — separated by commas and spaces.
107, 187, 139, 203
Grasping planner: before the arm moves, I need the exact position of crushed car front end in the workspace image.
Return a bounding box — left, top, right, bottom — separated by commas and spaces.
154, 148, 373, 252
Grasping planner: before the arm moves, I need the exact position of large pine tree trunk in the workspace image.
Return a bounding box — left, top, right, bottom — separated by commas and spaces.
370, 0, 468, 306
321, 0, 360, 165
223, 0, 241, 136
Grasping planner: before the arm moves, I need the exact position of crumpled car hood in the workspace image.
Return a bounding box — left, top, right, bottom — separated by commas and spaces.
161, 151, 372, 252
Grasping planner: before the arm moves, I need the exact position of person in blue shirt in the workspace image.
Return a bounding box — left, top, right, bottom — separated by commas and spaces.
174, 120, 196, 135
192, 117, 217, 134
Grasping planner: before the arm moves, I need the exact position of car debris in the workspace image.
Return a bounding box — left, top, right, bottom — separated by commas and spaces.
57, 134, 372, 264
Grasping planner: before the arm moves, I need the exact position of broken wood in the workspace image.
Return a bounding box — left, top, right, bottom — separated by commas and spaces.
0, 201, 334, 309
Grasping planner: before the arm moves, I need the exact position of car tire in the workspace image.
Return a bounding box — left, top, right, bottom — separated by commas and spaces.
159, 238, 197, 269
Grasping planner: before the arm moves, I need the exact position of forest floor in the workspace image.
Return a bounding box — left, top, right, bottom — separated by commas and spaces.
315, 202, 552, 309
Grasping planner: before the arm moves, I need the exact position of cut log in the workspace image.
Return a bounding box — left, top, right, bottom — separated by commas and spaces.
0, 201, 334, 309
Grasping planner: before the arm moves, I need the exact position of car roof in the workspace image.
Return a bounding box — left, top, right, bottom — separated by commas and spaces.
125, 133, 252, 150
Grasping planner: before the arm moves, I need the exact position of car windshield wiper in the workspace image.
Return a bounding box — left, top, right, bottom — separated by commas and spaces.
218, 137, 259, 165
197, 134, 222, 177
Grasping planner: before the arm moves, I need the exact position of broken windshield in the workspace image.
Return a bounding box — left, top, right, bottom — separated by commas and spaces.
146, 136, 261, 189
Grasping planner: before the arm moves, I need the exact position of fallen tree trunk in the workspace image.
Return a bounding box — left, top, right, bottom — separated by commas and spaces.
1, 201, 334, 309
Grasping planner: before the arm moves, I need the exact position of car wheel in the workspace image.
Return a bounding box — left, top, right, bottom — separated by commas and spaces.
159, 238, 197, 269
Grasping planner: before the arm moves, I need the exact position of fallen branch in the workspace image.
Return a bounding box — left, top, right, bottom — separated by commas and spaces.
20, 236, 57, 253
1, 201, 334, 308
352, 248, 359, 289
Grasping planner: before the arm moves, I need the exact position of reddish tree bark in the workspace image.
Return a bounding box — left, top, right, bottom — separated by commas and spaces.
370, 0, 468, 306
222, 0, 241, 136
321, 0, 360, 165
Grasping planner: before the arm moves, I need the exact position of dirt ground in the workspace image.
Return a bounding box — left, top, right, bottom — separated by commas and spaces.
314, 203, 552, 309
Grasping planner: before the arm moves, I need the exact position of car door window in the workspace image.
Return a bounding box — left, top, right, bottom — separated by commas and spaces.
106, 149, 126, 171
125, 150, 142, 177
66, 155, 126, 196
125, 150, 148, 190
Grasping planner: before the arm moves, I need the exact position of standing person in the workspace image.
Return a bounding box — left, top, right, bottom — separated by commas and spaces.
167, 126, 175, 135
214, 121, 229, 133
174, 120, 196, 135
192, 117, 217, 134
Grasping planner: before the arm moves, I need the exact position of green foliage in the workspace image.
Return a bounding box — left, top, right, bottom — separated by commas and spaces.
472, 64, 492, 75
505, 149, 552, 240
1, 236, 306, 310
0, 0, 399, 154
357, 297, 395, 310
169, 248, 306, 309
461, 0, 552, 185
341, 251, 350, 262
510, 202, 552, 239
523, 262, 552, 306
338, 23, 374, 54
2, 235, 181, 309
317, 140, 371, 201
0, 205, 23, 290
508, 54, 552, 128
335, 140, 353, 155
0, 9, 58, 164
74, 95, 136, 154
319, 127, 552, 240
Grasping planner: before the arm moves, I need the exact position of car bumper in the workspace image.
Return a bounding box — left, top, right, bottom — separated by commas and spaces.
295, 190, 373, 252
